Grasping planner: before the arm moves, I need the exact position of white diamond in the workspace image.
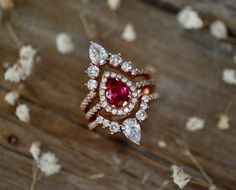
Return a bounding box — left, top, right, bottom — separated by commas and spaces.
96, 116, 104, 124
109, 54, 122, 67
111, 72, 116, 78
89, 43, 108, 65
121, 62, 132, 72
142, 95, 150, 102
121, 77, 128, 83
112, 109, 117, 115
87, 79, 98, 90
118, 109, 123, 115
140, 102, 149, 110
136, 110, 147, 121
87, 65, 100, 78
131, 68, 139, 75
122, 118, 141, 145
110, 122, 120, 134
103, 119, 110, 128
106, 106, 112, 112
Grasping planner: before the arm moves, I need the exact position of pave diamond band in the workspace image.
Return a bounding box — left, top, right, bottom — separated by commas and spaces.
80, 42, 159, 145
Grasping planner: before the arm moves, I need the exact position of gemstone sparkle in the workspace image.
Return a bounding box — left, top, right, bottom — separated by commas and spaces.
105, 77, 130, 108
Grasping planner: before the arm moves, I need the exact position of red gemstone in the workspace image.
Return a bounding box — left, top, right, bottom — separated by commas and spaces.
105, 78, 130, 108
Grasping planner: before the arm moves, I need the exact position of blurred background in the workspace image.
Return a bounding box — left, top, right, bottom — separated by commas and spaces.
0, 0, 235, 190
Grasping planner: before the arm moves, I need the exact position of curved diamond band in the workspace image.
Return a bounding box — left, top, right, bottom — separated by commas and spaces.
80, 42, 159, 145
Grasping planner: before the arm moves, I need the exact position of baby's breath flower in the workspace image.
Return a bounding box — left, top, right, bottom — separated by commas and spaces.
222, 69, 236, 85
107, 0, 120, 11
217, 114, 230, 130
4, 45, 37, 83
171, 165, 191, 189
122, 23, 136, 42
29, 141, 41, 161
29, 142, 61, 177
56, 33, 75, 54
186, 117, 205, 131
210, 20, 227, 39
4, 90, 19, 106
16, 104, 30, 123
177, 6, 203, 29
37, 152, 61, 176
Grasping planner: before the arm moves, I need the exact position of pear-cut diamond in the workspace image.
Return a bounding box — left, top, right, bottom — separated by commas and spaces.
122, 118, 141, 145
89, 43, 108, 65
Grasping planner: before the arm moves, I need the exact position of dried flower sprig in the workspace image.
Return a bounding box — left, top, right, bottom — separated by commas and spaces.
4, 45, 37, 83
29, 142, 61, 190
171, 165, 191, 189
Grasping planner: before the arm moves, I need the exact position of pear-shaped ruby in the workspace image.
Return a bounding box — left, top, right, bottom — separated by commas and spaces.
105, 78, 130, 108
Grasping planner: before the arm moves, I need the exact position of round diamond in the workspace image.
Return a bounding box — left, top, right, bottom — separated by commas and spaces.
136, 110, 147, 121
131, 68, 139, 75
121, 62, 132, 72
103, 119, 110, 128
110, 122, 120, 134
140, 102, 149, 110
87, 65, 100, 78
89, 43, 108, 65
109, 54, 122, 67
87, 79, 98, 90
96, 116, 104, 124
122, 118, 141, 145
142, 95, 150, 103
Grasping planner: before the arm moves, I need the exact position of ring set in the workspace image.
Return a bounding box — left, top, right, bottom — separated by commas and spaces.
80, 42, 159, 145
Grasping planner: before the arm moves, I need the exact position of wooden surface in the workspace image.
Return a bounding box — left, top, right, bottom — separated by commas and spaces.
0, 0, 236, 189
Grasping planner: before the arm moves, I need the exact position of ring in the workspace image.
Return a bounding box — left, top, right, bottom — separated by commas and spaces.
80, 42, 159, 145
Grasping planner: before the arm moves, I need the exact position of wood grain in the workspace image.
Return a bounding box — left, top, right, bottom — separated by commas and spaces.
0, 0, 235, 189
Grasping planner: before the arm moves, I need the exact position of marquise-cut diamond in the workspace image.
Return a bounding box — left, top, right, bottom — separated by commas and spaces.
109, 54, 122, 67
89, 43, 108, 65
136, 110, 147, 121
87, 79, 98, 90
122, 118, 141, 145
121, 62, 132, 72
110, 122, 120, 134
87, 65, 100, 78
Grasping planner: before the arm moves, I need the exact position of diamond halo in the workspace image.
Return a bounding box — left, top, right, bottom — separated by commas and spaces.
81, 42, 159, 145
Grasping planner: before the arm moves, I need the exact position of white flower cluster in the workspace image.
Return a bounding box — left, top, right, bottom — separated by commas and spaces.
186, 116, 205, 131
177, 6, 203, 30
4, 45, 37, 83
4, 90, 19, 106
16, 104, 30, 123
56, 33, 75, 54
210, 20, 227, 40
107, 0, 120, 11
29, 142, 61, 176
222, 69, 236, 85
171, 165, 191, 189
217, 114, 230, 130
122, 23, 136, 42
